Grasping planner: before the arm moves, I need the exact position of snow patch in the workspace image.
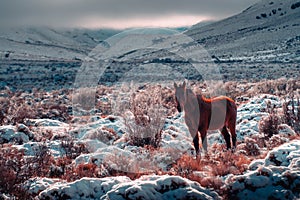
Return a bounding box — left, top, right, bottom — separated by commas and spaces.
39, 175, 220, 200
0, 125, 29, 144
39, 176, 131, 200
226, 140, 300, 199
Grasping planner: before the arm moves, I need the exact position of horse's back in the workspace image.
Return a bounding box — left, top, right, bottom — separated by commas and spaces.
200, 95, 237, 130
211, 96, 237, 113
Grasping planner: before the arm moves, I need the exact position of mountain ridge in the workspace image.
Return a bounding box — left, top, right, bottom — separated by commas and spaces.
185, 0, 300, 61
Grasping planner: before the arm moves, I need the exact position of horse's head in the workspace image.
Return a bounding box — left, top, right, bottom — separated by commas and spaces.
174, 81, 186, 112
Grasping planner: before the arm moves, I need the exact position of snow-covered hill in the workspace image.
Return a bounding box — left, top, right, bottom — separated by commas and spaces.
186, 0, 300, 62
0, 27, 119, 60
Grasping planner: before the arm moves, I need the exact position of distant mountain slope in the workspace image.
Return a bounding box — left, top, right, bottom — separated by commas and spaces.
0, 27, 119, 60
186, 0, 300, 62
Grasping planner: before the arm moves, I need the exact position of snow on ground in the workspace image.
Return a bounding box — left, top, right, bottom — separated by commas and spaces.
15, 140, 64, 157
0, 125, 29, 144
38, 176, 130, 200
236, 94, 281, 139
0, 94, 299, 199
20, 140, 300, 199
162, 114, 194, 153
24, 177, 61, 196
28, 119, 70, 138
73, 113, 194, 173
70, 115, 124, 142
225, 140, 300, 200
0, 94, 292, 161
37, 175, 221, 200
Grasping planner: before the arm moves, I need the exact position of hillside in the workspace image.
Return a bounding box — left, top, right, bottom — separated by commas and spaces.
186, 0, 300, 62
0, 27, 119, 60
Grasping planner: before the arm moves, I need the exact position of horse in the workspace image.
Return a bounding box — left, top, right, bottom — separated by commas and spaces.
174, 81, 237, 155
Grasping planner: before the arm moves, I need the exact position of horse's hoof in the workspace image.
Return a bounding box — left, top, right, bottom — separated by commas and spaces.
196, 154, 202, 162
193, 155, 199, 160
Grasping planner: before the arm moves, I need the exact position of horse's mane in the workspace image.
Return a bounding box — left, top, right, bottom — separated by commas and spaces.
186, 88, 195, 97
184, 89, 200, 110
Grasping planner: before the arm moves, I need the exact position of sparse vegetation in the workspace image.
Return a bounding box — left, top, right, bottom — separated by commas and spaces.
0, 78, 300, 199
0, 88, 71, 125
259, 101, 280, 139
116, 84, 166, 148
283, 94, 300, 133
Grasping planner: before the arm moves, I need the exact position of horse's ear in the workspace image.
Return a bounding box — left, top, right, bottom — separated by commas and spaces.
174, 82, 178, 88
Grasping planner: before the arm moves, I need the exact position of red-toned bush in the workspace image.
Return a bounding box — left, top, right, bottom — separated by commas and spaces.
60, 138, 88, 159
259, 101, 280, 139
0, 145, 33, 198
75, 163, 98, 178
171, 154, 203, 178
0, 88, 71, 125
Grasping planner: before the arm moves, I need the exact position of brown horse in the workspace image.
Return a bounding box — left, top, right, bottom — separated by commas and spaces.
174, 81, 237, 154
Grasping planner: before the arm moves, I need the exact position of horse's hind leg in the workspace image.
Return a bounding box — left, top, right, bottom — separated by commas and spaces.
193, 133, 200, 155
200, 130, 208, 153
221, 126, 231, 149
228, 121, 237, 149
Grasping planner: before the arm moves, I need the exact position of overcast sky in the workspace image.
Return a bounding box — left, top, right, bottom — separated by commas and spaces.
0, 0, 259, 29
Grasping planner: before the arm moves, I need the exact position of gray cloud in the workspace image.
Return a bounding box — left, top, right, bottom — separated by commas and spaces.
0, 0, 259, 28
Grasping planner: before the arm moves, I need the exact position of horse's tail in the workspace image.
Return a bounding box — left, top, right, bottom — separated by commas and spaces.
226, 98, 237, 148
227, 98, 237, 116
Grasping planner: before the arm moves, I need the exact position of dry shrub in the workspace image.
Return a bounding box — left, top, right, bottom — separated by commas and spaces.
217, 78, 300, 104
75, 163, 98, 178
238, 137, 261, 156
190, 173, 224, 191
266, 134, 289, 150
283, 94, 300, 133
49, 158, 68, 178
116, 84, 165, 148
208, 152, 240, 176
25, 142, 53, 177
216, 152, 251, 174
72, 87, 97, 113
61, 138, 88, 159
95, 85, 113, 115
171, 154, 202, 177
259, 101, 280, 139
0, 145, 27, 195
2, 97, 36, 125
248, 78, 299, 97
0, 88, 71, 125
170, 144, 254, 191
168, 149, 252, 195
223, 81, 244, 103
36, 129, 54, 142
83, 127, 119, 145
0, 143, 54, 199
59, 161, 106, 182
160, 86, 178, 115
0, 97, 10, 124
